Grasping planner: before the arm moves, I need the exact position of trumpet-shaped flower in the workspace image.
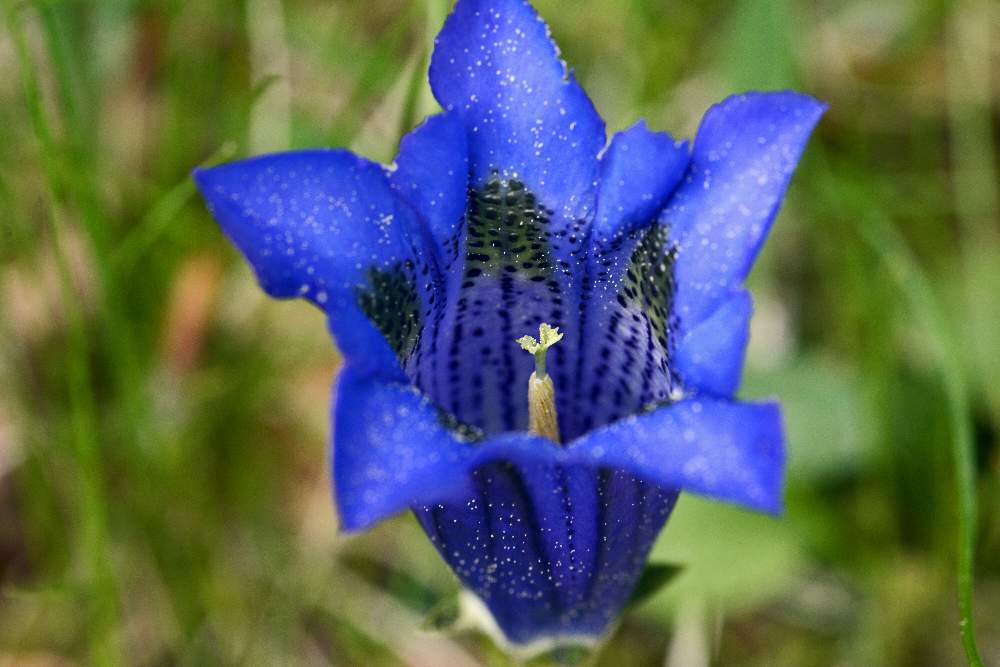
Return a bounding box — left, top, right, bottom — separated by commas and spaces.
194, 0, 824, 647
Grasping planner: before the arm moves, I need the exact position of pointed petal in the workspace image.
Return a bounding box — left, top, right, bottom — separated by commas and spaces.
426, 0, 608, 433
664, 92, 825, 329
390, 112, 470, 266
567, 124, 689, 437
429, 0, 605, 221
570, 397, 786, 514
194, 150, 437, 379
333, 365, 479, 531
593, 121, 689, 247
674, 289, 753, 397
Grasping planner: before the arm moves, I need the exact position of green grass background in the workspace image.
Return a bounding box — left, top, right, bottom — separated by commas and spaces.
0, 0, 998, 665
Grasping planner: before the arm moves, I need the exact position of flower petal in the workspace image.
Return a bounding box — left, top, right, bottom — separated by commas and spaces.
570, 397, 786, 514
673, 289, 752, 397
334, 376, 778, 637
412, 172, 579, 437
333, 365, 479, 531
664, 91, 825, 330
413, 463, 677, 644
390, 112, 470, 266
194, 150, 437, 379
567, 222, 680, 439
564, 123, 690, 437
592, 121, 689, 247
334, 367, 591, 532
426, 0, 609, 435
429, 0, 606, 221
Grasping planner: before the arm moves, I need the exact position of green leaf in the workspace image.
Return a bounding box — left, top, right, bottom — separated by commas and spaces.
339, 553, 440, 614
628, 563, 685, 608
421, 592, 462, 632
641, 496, 804, 620
742, 355, 870, 480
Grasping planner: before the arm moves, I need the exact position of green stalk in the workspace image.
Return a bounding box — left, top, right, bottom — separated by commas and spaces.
860, 220, 981, 667
821, 164, 983, 667
32, 2, 152, 455
112, 141, 238, 273
5, 4, 119, 664
943, 9, 995, 663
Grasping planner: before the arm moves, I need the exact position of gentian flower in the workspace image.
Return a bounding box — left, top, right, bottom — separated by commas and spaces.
194, 0, 824, 648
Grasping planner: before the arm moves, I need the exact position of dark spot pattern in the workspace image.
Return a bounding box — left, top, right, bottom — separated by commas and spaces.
353, 249, 442, 397
435, 405, 485, 443
418, 173, 583, 437
618, 224, 680, 407
351, 168, 685, 645
463, 176, 556, 281
354, 262, 423, 364
571, 223, 680, 437
353, 172, 680, 442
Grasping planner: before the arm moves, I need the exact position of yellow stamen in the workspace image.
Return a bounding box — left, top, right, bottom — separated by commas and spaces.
517, 323, 563, 443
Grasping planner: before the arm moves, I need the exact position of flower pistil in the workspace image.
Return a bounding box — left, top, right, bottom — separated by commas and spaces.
517, 323, 564, 443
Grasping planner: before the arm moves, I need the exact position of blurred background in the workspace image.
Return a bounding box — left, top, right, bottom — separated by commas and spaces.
1, 0, 998, 665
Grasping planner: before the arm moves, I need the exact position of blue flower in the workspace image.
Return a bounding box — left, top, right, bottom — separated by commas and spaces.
194, 0, 824, 647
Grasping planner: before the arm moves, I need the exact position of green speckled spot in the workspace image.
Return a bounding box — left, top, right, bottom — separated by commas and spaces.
620, 224, 678, 360
463, 174, 556, 282
355, 262, 422, 362
436, 407, 484, 443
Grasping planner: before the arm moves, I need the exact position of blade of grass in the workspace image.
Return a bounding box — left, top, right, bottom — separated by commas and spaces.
350, 50, 422, 164
817, 161, 983, 666
943, 8, 996, 664
4, 3, 119, 664
946, 1, 1000, 429
0, 169, 27, 260
397, 46, 429, 143
326, 0, 422, 148
28, 0, 152, 468
859, 217, 982, 667
723, 0, 795, 91
359, 0, 449, 161
247, 0, 291, 154
394, 0, 448, 136
111, 141, 238, 273
418, 0, 448, 117
35, 2, 95, 159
